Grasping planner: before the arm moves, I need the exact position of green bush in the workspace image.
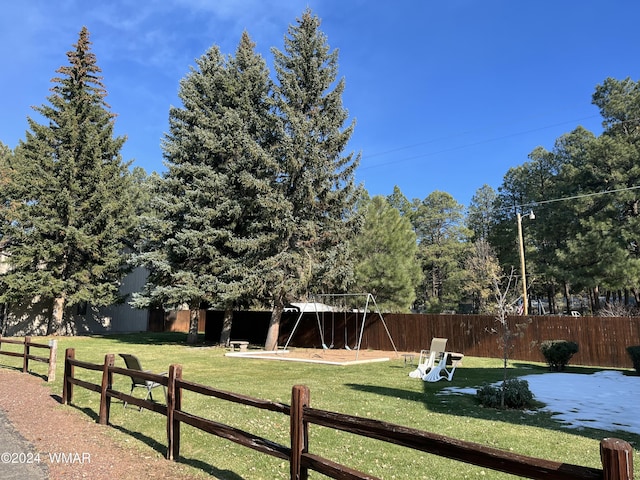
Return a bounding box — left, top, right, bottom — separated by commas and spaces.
539, 340, 579, 371
476, 378, 534, 409
626, 345, 640, 374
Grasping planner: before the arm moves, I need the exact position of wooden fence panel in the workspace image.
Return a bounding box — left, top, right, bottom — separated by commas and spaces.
304, 314, 640, 369
0, 335, 58, 381
200, 311, 640, 368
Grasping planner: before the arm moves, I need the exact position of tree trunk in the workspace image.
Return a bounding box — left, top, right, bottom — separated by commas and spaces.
47, 296, 66, 335
187, 308, 199, 345
265, 296, 284, 351
219, 307, 233, 346
592, 286, 601, 312
0, 302, 9, 336
547, 283, 556, 314
563, 281, 570, 315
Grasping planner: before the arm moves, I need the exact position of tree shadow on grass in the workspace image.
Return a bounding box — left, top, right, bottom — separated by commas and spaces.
345, 363, 640, 446
91, 332, 210, 347
0, 363, 50, 381
65, 402, 100, 422
64, 400, 244, 480
109, 422, 244, 480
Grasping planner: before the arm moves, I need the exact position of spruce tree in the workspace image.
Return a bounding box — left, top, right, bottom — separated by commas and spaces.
0, 142, 14, 241
132, 33, 278, 344
261, 9, 361, 350
1, 27, 134, 334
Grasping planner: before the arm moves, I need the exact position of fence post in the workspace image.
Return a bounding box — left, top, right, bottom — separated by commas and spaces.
290, 385, 310, 480
47, 340, 57, 382
166, 364, 182, 461
601, 437, 633, 480
98, 354, 114, 425
62, 348, 75, 404
22, 336, 30, 373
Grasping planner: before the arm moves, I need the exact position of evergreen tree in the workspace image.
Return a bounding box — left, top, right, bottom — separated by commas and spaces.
546, 127, 596, 312
0, 142, 14, 245
261, 9, 361, 349
0, 142, 15, 319
387, 185, 415, 220
132, 33, 278, 344
413, 191, 471, 312
1, 27, 134, 334
489, 164, 534, 275
553, 78, 640, 310
562, 134, 640, 307
514, 145, 565, 313
467, 184, 497, 241
353, 196, 421, 312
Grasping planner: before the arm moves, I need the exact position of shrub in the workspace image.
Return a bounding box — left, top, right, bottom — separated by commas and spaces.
626, 346, 640, 374
539, 340, 579, 371
476, 378, 534, 409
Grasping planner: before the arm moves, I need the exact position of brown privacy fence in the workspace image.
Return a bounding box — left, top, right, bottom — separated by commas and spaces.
202, 311, 640, 369
0, 335, 57, 381
362, 314, 640, 369
62, 348, 634, 480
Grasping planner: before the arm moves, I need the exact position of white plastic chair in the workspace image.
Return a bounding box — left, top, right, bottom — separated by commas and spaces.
408, 338, 447, 378
423, 352, 464, 382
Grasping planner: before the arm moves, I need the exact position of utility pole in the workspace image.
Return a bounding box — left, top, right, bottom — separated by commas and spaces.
517, 211, 535, 315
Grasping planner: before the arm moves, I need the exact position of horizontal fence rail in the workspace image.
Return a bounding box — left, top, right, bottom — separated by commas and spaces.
299, 397, 603, 480
0, 335, 57, 381
60, 348, 633, 479
168, 372, 291, 462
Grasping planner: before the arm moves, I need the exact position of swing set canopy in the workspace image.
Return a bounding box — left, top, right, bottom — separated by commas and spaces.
286, 302, 339, 312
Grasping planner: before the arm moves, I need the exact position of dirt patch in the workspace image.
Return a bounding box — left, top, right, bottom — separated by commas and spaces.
0, 369, 204, 480
226, 347, 405, 365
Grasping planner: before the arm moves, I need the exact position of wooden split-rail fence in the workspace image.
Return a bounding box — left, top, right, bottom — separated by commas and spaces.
0, 335, 57, 381
62, 348, 633, 480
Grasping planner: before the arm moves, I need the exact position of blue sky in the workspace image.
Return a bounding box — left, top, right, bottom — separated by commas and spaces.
2, 1, 639, 207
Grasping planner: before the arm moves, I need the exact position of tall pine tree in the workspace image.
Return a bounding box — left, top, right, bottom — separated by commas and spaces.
132, 32, 278, 344
413, 191, 471, 312
260, 9, 362, 350
1, 27, 134, 334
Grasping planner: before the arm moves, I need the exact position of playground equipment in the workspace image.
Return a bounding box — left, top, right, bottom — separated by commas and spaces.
283, 293, 398, 360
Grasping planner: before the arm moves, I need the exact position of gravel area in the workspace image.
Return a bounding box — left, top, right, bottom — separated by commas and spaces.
0, 369, 206, 480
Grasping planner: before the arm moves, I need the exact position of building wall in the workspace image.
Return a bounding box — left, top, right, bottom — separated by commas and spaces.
2, 266, 149, 336
71, 266, 149, 333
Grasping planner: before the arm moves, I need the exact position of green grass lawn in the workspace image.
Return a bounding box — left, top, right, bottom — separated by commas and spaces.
2, 332, 639, 479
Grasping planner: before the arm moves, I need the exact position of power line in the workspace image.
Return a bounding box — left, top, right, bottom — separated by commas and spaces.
516, 185, 640, 210
359, 114, 600, 171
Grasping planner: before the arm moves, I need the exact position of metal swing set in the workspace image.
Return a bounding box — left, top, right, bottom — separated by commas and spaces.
283, 293, 398, 360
